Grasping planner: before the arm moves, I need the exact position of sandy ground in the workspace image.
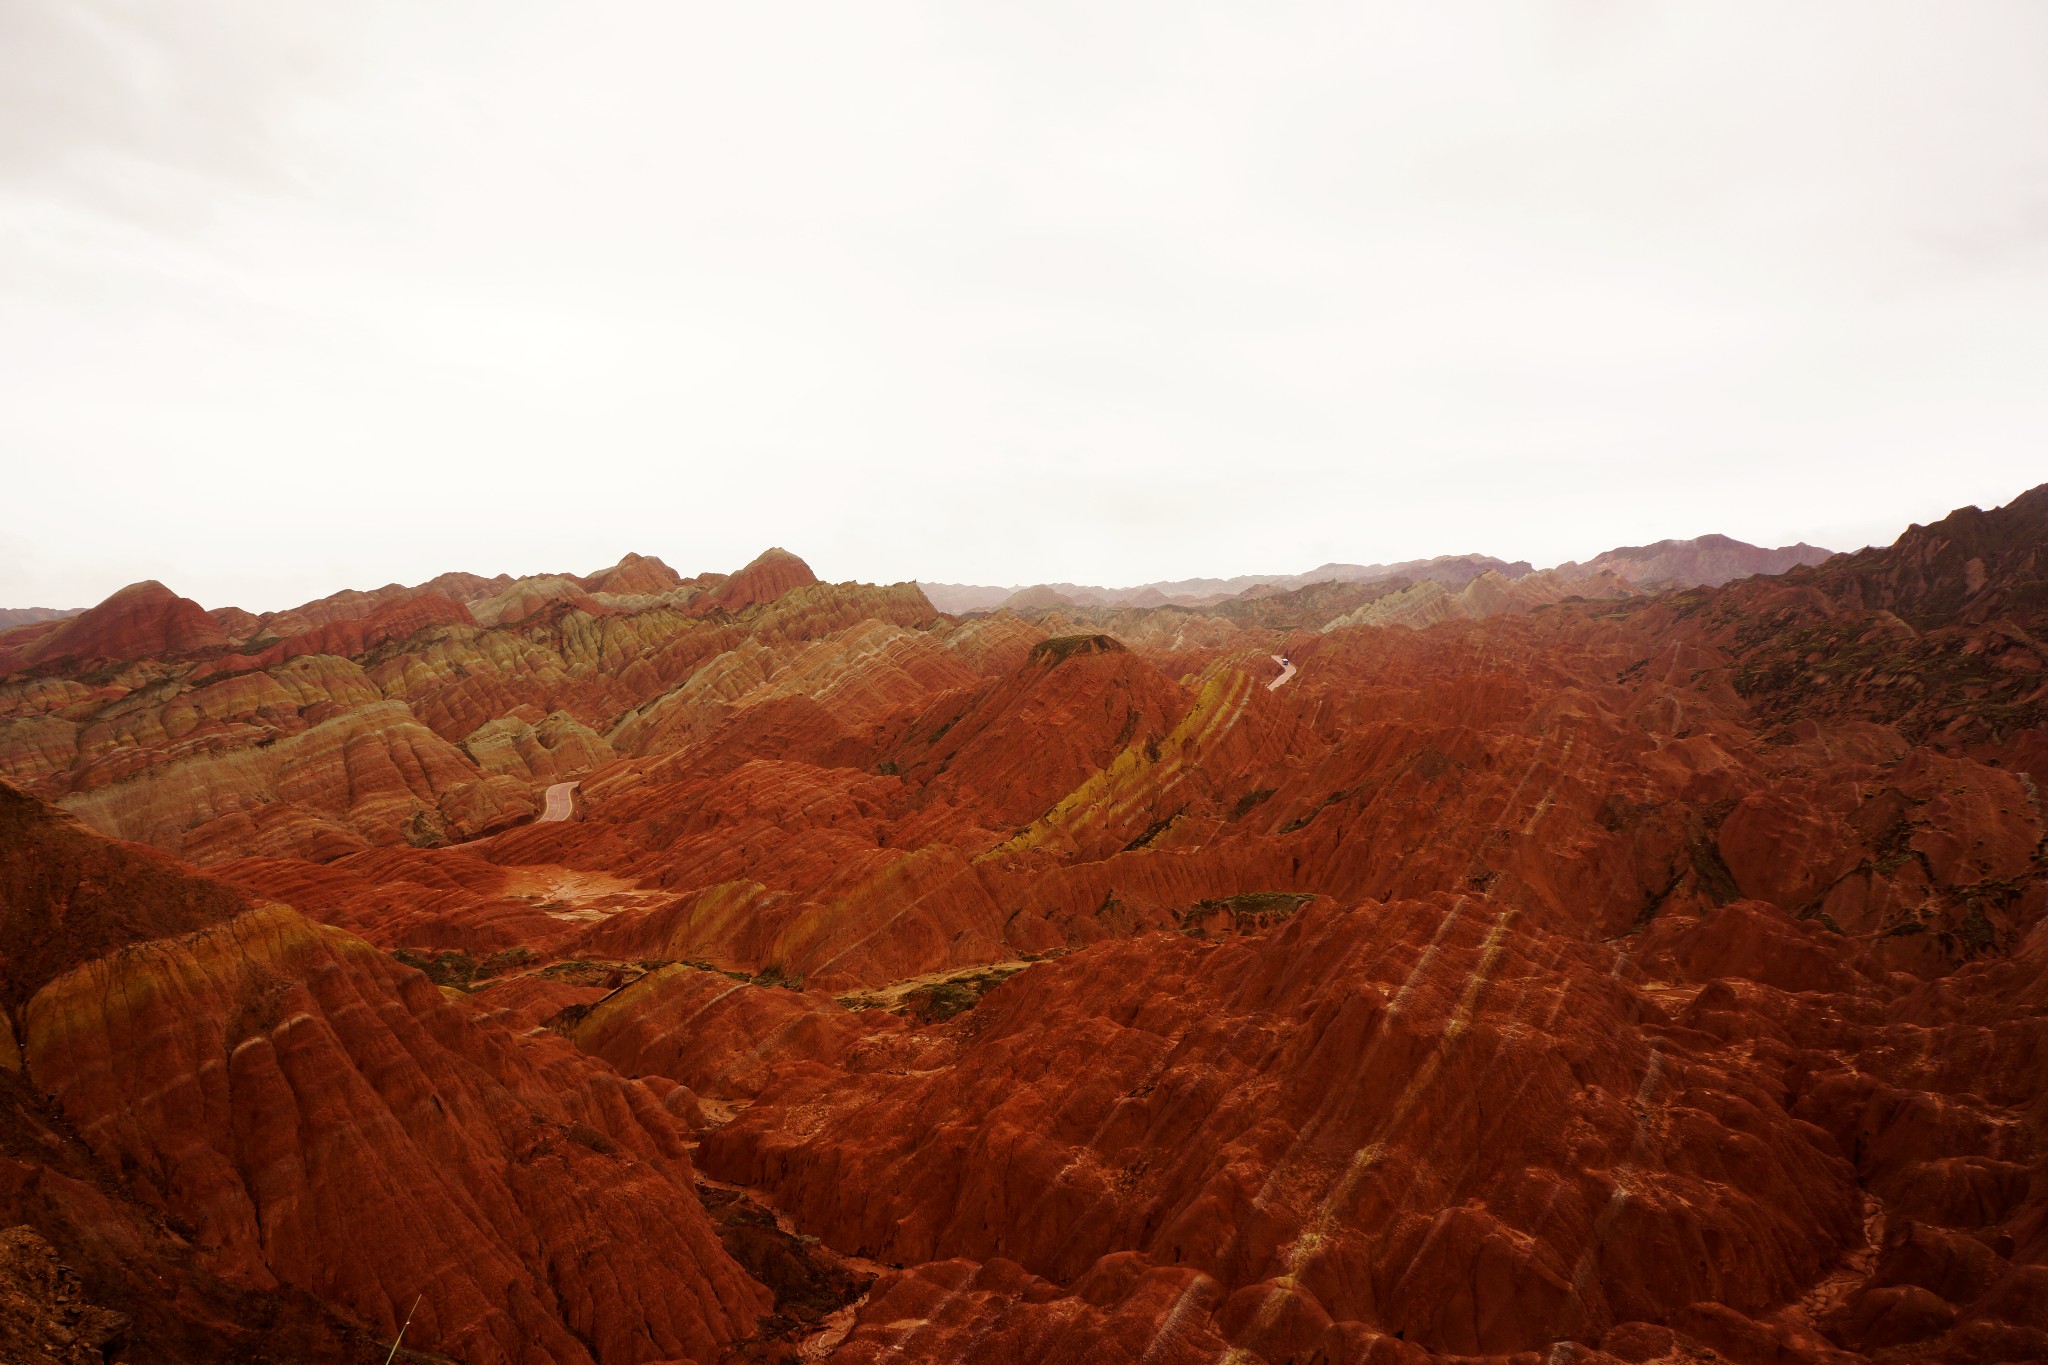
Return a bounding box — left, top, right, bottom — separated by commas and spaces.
498, 864, 667, 923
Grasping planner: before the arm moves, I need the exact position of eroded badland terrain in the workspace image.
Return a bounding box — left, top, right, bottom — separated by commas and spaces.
2, 489, 2047, 1365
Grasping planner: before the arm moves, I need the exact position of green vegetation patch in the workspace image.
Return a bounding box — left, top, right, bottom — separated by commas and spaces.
1179, 891, 1315, 935
392, 945, 537, 991
1279, 787, 1355, 833
1231, 788, 1277, 820
1030, 633, 1127, 665
748, 963, 806, 991
897, 965, 1025, 1023
839, 962, 1034, 1023
1123, 812, 1181, 851
696, 1182, 874, 1338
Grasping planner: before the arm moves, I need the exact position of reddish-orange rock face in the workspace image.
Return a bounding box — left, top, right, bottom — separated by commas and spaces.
1, 487, 2046, 1362
583, 552, 686, 598
4, 796, 767, 1364
702, 898, 1867, 1353
0, 579, 226, 672
710, 547, 821, 614
198, 590, 476, 677
0, 785, 253, 1015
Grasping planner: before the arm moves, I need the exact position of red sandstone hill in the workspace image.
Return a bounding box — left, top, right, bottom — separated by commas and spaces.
709, 547, 821, 613
1619, 485, 2048, 753
0, 779, 770, 1364
0, 547, 912, 865
582, 551, 685, 597
0, 580, 226, 673
0, 785, 253, 1017
0, 489, 2044, 1362
1793, 482, 2048, 629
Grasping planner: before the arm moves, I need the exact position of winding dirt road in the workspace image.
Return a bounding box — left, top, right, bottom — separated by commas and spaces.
1268, 654, 1297, 690
538, 780, 579, 823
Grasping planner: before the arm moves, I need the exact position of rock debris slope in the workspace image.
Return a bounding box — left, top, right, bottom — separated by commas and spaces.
0, 491, 2043, 1363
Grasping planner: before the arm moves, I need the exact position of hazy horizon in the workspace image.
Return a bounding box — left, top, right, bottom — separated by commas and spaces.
0, 498, 2004, 615
6, 2, 2046, 612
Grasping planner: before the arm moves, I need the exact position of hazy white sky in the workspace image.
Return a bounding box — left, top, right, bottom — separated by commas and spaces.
3, 2, 2046, 611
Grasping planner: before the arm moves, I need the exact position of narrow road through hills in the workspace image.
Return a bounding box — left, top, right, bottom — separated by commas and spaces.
538, 780, 579, 823
1268, 654, 1297, 690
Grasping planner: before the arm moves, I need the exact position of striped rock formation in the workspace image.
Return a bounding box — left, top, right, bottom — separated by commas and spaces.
0, 487, 2043, 1362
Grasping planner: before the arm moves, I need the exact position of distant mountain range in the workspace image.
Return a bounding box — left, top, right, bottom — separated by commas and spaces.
919, 534, 1832, 615
5, 535, 1835, 626
0, 606, 85, 630
1557, 533, 1835, 592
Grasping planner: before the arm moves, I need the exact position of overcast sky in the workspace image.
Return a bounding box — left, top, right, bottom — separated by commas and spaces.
3, 2, 2046, 611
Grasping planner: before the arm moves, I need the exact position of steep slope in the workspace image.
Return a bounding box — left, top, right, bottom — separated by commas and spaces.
526, 486, 2046, 1363
2, 780, 773, 1364
0, 581, 227, 673
201, 591, 476, 674
2, 487, 2045, 1364
1791, 482, 2048, 629
0, 790, 487, 1362
581, 551, 684, 597
0, 1227, 129, 1364
0, 784, 254, 1020
1650, 484, 2048, 751
710, 547, 820, 613
0, 550, 911, 864
704, 898, 1869, 1356
463, 635, 1187, 989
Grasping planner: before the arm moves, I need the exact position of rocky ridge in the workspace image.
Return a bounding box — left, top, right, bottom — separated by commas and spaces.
0, 489, 2043, 1363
